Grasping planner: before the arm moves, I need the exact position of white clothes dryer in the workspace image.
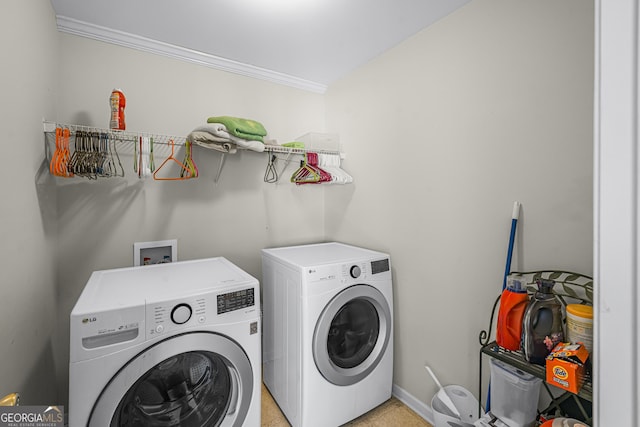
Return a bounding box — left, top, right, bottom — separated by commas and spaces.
262, 242, 393, 427
69, 257, 261, 427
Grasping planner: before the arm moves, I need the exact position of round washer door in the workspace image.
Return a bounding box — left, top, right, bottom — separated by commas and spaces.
313, 284, 391, 386
89, 332, 253, 427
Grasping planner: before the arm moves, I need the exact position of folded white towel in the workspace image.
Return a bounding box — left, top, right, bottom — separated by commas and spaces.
192, 124, 265, 153
187, 130, 238, 154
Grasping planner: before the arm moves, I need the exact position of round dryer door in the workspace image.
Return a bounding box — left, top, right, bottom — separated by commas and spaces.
313, 284, 391, 386
89, 332, 253, 427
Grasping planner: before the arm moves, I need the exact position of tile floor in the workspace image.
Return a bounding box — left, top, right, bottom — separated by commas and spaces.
261, 383, 434, 427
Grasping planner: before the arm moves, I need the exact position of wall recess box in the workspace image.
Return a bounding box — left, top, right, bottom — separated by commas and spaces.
134, 239, 178, 266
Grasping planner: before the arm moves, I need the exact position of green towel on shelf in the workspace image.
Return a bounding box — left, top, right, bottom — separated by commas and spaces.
282, 141, 305, 148
206, 116, 267, 142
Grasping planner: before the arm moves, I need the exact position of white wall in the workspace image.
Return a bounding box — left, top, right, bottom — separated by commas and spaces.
0, 1, 59, 404
53, 34, 329, 405
325, 0, 594, 412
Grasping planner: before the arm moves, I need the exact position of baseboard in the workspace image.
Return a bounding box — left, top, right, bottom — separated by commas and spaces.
392, 383, 435, 425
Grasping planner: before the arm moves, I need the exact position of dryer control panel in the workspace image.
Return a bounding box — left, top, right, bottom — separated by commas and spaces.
371, 258, 390, 274
339, 257, 390, 282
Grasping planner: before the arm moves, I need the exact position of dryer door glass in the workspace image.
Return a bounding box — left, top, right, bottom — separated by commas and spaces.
327, 299, 379, 368
111, 351, 231, 427
313, 284, 391, 386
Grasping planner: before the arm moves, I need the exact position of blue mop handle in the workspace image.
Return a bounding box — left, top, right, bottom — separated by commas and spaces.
488, 201, 521, 414
502, 201, 520, 290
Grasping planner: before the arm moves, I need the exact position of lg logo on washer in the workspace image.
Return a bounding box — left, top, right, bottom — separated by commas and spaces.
82, 317, 97, 324
306, 266, 337, 282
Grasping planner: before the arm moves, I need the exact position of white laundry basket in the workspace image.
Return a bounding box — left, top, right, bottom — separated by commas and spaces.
431, 385, 481, 427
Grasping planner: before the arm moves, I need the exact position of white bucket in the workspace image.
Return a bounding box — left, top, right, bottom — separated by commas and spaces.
431, 385, 482, 427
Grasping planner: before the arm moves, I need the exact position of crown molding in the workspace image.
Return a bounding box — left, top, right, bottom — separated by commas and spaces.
55, 15, 327, 94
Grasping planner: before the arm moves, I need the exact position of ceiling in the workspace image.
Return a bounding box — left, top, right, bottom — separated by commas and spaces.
50, 0, 470, 93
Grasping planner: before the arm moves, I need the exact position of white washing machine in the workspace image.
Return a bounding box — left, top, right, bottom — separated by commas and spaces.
261, 242, 393, 427
69, 257, 261, 427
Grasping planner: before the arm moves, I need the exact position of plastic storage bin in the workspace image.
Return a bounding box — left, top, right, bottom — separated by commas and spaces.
490, 359, 542, 427
296, 132, 340, 151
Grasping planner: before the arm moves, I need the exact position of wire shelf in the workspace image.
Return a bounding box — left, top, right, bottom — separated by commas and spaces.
43, 121, 347, 183
263, 145, 342, 156
43, 121, 187, 146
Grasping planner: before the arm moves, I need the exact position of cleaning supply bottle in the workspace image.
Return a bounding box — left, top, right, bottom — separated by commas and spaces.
496, 277, 529, 351
521, 279, 564, 365
110, 89, 126, 130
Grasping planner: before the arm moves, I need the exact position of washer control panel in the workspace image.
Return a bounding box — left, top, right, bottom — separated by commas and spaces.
148, 296, 207, 338
217, 288, 255, 314
146, 286, 256, 338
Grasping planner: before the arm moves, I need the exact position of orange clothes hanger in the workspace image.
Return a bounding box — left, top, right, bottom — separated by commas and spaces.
50, 127, 73, 177
153, 139, 196, 180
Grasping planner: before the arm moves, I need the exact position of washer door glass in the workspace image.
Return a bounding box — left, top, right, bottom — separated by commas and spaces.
111, 351, 230, 426
327, 299, 379, 369
313, 284, 391, 386
90, 333, 253, 427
